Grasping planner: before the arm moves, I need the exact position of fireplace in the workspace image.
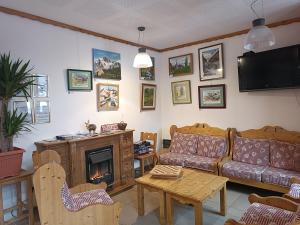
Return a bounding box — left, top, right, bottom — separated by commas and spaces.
85, 145, 114, 186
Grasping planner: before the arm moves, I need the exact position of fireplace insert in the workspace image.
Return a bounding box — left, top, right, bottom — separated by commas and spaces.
85, 145, 114, 186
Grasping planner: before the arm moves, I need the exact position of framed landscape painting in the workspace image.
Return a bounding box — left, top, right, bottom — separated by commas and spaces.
169, 53, 193, 77
198, 84, 226, 109
67, 69, 93, 91
198, 43, 224, 81
171, 80, 192, 104
97, 83, 119, 111
93, 49, 121, 80
140, 57, 155, 80
141, 84, 156, 111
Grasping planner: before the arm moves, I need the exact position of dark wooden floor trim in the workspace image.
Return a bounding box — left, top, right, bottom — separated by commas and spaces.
0, 5, 160, 52
0, 6, 299, 53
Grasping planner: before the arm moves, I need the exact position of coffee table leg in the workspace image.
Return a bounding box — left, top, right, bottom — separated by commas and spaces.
159, 191, 166, 225
166, 193, 173, 225
137, 184, 145, 216
194, 203, 202, 225
220, 184, 227, 216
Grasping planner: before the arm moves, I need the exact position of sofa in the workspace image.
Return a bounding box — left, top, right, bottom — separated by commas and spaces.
219, 126, 300, 193
159, 123, 230, 175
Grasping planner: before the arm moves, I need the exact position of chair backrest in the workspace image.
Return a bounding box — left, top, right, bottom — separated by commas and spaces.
32, 150, 61, 169
140, 132, 157, 152
33, 162, 67, 225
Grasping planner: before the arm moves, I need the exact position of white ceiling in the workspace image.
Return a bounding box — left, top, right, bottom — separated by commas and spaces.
0, 0, 300, 49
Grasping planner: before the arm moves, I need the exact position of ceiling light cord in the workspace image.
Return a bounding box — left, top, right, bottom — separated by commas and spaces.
250, 0, 260, 18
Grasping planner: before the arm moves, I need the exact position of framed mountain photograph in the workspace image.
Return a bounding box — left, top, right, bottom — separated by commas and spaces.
169, 53, 193, 77
198, 43, 224, 81
93, 49, 121, 80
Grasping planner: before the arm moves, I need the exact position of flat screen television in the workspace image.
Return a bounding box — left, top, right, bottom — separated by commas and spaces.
238, 44, 300, 92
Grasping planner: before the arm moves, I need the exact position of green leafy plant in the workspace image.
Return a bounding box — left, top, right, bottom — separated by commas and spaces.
0, 53, 34, 152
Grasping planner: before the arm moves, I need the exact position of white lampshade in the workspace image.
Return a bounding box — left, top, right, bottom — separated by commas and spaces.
133, 48, 153, 68
244, 18, 275, 51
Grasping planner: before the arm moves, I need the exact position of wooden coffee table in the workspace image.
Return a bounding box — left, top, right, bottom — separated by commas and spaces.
136, 168, 228, 225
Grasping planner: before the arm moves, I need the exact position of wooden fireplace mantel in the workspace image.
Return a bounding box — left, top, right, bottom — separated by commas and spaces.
35, 130, 135, 193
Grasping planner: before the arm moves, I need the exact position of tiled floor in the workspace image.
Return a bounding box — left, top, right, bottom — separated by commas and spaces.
112, 183, 280, 225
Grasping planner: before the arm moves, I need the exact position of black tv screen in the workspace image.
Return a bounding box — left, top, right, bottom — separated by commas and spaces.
238, 44, 300, 92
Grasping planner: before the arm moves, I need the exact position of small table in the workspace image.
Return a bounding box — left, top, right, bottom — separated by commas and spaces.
0, 170, 34, 225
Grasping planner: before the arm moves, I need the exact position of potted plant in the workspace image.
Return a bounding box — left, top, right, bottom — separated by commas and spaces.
0, 53, 33, 178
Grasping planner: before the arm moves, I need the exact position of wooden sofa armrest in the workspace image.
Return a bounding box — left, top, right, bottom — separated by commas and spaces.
283, 194, 300, 204
158, 148, 170, 155
248, 193, 299, 212
218, 156, 232, 175
70, 182, 107, 194
291, 177, 300, 184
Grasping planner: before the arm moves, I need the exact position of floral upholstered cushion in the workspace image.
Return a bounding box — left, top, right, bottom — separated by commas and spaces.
222, 161, 267, 182
240, 202, 297, 225
262, 167, 300, 187
197, 135, 227, 158
233, 136, 270, 166
288, 183, 300, 199
61, 182, 113, 212
184, 155, 218, 172
169, 132, 198, 155
159, 152, 189, 166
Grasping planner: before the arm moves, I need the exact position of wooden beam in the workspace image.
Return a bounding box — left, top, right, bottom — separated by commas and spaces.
159, 17, 300, 52
0, 5, 160, 52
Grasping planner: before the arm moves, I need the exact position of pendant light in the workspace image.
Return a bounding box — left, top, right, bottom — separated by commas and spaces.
244, 0, 275, 51
133, 26, 153, 68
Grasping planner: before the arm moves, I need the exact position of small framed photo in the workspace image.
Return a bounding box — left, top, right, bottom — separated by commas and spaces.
198, 43, 224, 81
169, 53, 193, 77
171, 80, 192, 104
13, 100, 33, 124
198, 84, 226, 109
15, 77, 32, 97
34, 99, 50, 124
67, 69, 93, 91
33, 74, 49, 97
141, 83, 156, 111
97, 83, 119, 111
140, 57, 155, 80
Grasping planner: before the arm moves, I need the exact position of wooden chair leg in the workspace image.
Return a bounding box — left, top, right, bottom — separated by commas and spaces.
141, 159, 145, 176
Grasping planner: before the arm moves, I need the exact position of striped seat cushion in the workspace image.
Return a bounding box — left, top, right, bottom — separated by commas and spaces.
159, 152, 189, 166
240, 202, 297, 225
288, 183, 300, 199
61, 182, 113, 212
261, 167, 300, 187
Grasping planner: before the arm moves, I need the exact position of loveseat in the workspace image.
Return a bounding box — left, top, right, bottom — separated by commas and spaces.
159, 123, 230, 175
219, 126, 300, 193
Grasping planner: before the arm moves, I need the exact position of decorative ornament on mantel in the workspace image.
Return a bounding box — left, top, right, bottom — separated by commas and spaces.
133, 26, 153, 68
244, 0, 275, 52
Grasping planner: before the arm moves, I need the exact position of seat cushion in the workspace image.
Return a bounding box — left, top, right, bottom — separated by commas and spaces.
233, 136, 270, 166
240, 202, 297, 225
184, 155, 218, 172
222, 161, 267, 182
197, 135, 227, 158
159, 152, 189, 166
262, 167, 300, 187
169, 132, 198, 155
288, 183, 300, 199
61, 182, 113, 212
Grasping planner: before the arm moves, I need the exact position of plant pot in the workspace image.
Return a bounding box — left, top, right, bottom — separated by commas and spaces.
0, 147, 25, 178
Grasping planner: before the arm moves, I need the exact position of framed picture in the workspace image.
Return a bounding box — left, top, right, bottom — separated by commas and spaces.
15, 76, 32, 97
171, 80, 192, 104
67, 69, 93, 91
93, 49, 121, 80
140, 57, 155, 80
141, 84, 156, 111
198, 43, 224, 81
97, 83, 119, 111
34, 99, 50, 123
33, 74, 49, 97
13, 100, 33, 124
198, 84, 226, 109
169, 53, 193, 77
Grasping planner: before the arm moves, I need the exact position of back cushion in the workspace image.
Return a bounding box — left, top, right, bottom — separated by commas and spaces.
169, 132, 197, 155
197, 135, 227, 158
233, 136, 270, 166
270, 140, 300, 171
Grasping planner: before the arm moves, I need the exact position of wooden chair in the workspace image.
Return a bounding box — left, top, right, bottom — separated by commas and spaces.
283, 177, 300, 204
134, 132, 157, 176
33, 162, 121, 225
32, 150, 61, 169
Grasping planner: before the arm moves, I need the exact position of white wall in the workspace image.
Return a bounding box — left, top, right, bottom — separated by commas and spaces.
0, 12, 162, 169
160, 23, 300, 139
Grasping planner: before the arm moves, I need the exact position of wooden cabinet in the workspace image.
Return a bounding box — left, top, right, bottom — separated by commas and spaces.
35, 130, 135, 193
